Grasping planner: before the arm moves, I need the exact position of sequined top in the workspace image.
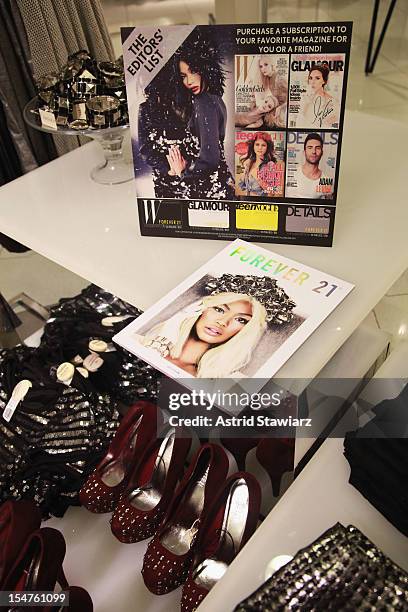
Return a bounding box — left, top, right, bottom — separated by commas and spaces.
137, 97, 199, 199
0, 345, 119, 517
182, 92, 234, 199
0, 285, 163, 518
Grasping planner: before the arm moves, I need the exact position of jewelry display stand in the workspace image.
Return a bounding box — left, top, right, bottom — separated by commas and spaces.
24, 98, 133, 185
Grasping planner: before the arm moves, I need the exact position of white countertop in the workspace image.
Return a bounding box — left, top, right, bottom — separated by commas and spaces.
1, 111, 407, 381
199, 435, 408, 612
2, 112, 407, 611
199, 350, 408, 612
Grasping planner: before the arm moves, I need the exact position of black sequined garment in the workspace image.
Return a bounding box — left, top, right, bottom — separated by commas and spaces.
0, 346, 120, 518
39, 284, 162, 404
44, 284, 142, 319
183, 93, 234, 200
344, 384, 408, 537
234, 523, 408, 611
138, 97, 197, 199
0, 285, 163, 518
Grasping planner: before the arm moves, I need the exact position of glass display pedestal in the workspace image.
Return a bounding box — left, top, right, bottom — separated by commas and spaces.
24, 98, 133, 186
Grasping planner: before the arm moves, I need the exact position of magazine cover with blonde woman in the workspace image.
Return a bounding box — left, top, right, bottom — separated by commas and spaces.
113, 239, 354, 385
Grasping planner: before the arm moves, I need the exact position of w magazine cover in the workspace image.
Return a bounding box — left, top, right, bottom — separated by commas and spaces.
121, 22, 352, 247
235, 54, 289, 129
124, 25, 235, 202
113, 239, 354, 386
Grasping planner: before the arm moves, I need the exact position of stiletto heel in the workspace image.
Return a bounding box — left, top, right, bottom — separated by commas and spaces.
142, 443, 229, 595
64, 586, 93, 612
111, 426, 191, 543
57, 566, 69, 590
0, 500, 41, 586
220, 436, 259, 471
181, 472, 261, 612
80, 401, 160, 512
2, 528, 67, 612
256, 437, 295, 497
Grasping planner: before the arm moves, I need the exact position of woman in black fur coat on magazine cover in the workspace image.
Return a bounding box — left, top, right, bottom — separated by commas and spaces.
138, 29, 234, 200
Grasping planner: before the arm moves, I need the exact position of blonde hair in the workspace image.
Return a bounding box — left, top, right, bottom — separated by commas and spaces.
146, 292, 267, 378
258, 55, 276, 91
258, 55, 288, 107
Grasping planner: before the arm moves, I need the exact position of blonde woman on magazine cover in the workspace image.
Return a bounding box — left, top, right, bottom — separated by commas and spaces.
135, 293, 268, 378
235, 56, 288, 129
257, 55, 288, 128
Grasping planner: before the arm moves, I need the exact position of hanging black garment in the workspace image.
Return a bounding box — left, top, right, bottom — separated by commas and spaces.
344, 384, 408, 537
234, 523, 408, 611
0, 1, 57, 179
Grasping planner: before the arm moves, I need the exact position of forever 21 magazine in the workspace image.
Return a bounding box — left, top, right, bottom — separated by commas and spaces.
113, 239, 354, 384
121, 21, 352, 246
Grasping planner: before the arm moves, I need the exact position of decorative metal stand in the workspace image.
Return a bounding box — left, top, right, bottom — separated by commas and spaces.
24, 98, 133, 185
365, 0, 397, 74
0, 293, 49, 349
0, 293, 21, 333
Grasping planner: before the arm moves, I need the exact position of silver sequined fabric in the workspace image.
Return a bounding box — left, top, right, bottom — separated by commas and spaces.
234, 523, 408, 611
203, 274, 297, 325
0, 345, 119, 518
0, 285, 163, 517
41, 284, 161, 404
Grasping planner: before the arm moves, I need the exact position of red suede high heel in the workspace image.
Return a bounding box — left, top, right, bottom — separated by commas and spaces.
79, 401, 161, 513
0, 500, 41, 586
111, 426, 192, 543
256, 437, 295, 497
2, 528, 68, 612
141, 443, 229, 595
63, 586, 93, 612
181, 472, 261, 612
220, 437, 260, 471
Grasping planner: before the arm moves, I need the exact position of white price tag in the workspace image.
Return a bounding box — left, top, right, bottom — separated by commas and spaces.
2, 380, 33, 422
83, 353, 104, 372
81, 69, 96, 80
76, 367, 89, 378
89, 339, 108, 353
57, 362, 75, 383
39, 109, 58, 131
101, 315, 132, 327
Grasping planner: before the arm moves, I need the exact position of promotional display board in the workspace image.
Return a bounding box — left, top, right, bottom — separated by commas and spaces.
113, 239, 354, 384
122, 22, 352, 246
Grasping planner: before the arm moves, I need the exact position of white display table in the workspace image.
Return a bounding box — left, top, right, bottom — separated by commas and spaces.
200, 347, 408, 611
1, 111, 407, 612
199, 436, 408, 612
0, 111, 407, 382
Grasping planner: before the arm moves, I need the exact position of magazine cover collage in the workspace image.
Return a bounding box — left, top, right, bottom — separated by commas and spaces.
122, 22, 352, 245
